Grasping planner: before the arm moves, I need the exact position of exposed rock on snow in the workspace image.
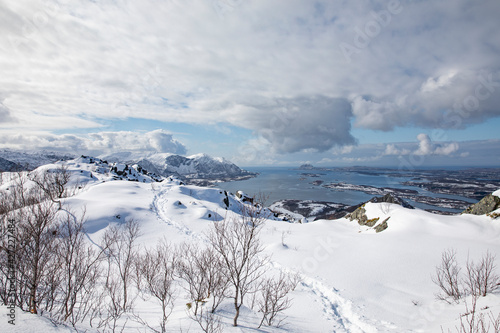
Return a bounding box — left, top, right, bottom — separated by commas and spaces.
369, 193, 414, 209
374, 217, 390, 233
346, 194, 412, 232
462, 193, 500, 215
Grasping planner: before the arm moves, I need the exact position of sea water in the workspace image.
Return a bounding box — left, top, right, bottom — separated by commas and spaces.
216, 167, 475, 212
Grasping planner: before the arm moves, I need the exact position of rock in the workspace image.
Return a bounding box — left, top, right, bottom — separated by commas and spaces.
365, 217, 380, 227
347, 206, 368, 225
375, 217, 390, 233
346, 203, 390, 233
462, 194, 500, 215
236, 190, 254, 204
369, 193, 414, 209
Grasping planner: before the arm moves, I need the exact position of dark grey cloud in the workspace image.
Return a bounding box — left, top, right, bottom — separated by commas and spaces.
243, 96, 355, 154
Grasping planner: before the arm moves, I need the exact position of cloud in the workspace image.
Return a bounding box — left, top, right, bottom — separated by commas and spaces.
0, 0, 499, 153
231, 96, 355, 154
0, 130, 186, 156
0, 101, 16, 123
384, 133, 460, 157
384, 144, 410, 156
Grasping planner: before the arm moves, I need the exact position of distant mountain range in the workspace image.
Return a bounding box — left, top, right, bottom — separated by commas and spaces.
0, 149, 74, 171
0, 149, 256, 184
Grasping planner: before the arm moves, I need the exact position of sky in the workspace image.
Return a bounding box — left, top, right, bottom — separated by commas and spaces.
0, 0, 499, 167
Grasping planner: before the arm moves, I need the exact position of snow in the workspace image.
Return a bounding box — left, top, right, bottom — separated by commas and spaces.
0, 306, 87, 333
493, 188, 500, 197
2, 158, 500, 332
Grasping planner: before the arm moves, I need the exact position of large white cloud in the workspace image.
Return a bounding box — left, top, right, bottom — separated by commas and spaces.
0, 130, 187, 156
384, 134, 459, 157
0, 0, 499, 154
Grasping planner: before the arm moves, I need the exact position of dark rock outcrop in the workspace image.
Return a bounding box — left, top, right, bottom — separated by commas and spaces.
345, 194, 411, 233
375, 217, 390, 233
462, 194, 500, 215
369, 193, 414, 209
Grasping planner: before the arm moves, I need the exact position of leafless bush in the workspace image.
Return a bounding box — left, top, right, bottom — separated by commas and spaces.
432, 249, 462, 303
134, 239, 176, 333
207, 206, 269, 327
177, 243, 230, 316
29, 164, 71, 210
450, 294, 500, 333
54, 209, 107, 326
103, 219, 141, 311
99, 275, 128, 333
97, 219, 141, 332
177, 243, 209, 316
465, 251, 500, 297
16, 200, 60, 314
257, 272, 298, 328
0, 173, 59, 312
187, 301, 224, 333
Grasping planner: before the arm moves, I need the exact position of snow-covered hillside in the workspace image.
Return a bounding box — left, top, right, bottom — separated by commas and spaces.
1, 160, 500, 332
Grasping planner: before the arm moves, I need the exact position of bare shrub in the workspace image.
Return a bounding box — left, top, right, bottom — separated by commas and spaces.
29, 164, 71, 210
135, 239, 176, 333
465, 251, 500, 297
98, 219, 141, 332
257, 271, 298, 328
207, 206, 269, 327
177, 243, 230, 316
432, 249, 462, 303
187, 301, 224, 333
103, 219, 141, 311
17, 200, 60, 314
450, 294, 500, 333
54, 209, 107, 326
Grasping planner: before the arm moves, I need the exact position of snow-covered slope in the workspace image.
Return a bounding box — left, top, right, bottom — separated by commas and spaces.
2, 159, 500, 332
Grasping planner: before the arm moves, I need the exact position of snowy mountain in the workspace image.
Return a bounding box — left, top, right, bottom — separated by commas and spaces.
0, 150, 256, 185
1, 159, 500, 332
0, 149, 75, 170
0, 156, 20, 172
129, 152, 257, 185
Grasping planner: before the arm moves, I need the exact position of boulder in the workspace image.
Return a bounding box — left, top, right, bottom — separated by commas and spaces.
347, 206, 368, 225
369, 193, 414, 209
462, 194, 500, 215
375, 217, 390, 233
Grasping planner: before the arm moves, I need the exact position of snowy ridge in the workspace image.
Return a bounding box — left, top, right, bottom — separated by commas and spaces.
0, 149, 256, 184
63, 155, 165, 184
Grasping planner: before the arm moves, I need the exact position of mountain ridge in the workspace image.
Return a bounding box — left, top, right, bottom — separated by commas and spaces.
0, 149, 256, 184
